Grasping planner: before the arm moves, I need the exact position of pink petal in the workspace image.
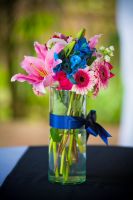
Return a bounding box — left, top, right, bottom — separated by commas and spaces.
67, 36, 73, 43
93, 84, 100, 97
33, 82, 46, 96
11, 73, 41, 84
21, 56, 46, 77
104, 61, 113, 70
44, 44, 63, 71
89, 34, 102, 49
43, 75, 54, 87
52, 32, 73, 43
93, 51, 102, 58
53, 32, 68, 41
47, 38, 67, 49
34, 42, 47, 60
110, 72, 115, 78
52, 43, 65, 54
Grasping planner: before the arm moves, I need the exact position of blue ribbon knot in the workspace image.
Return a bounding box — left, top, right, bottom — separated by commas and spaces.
50, 110, 111, 145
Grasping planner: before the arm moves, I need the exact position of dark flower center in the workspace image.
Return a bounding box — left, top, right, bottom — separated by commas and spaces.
100, 69, 107, 81
80, 76, 85, 82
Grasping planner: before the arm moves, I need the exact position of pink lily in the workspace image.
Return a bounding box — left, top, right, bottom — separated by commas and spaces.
11, 42, 64, 95
11, 56, 53, 95
34, 42, 64, 71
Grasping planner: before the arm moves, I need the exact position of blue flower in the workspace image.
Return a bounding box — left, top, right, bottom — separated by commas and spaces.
62, 60, 72, 74
74, 37, 94, 58
53, 53, 62, 73
78, 58, 86, 69
70, 55, 81, 68
53, 53, 72, 75
69, 55, 86, 75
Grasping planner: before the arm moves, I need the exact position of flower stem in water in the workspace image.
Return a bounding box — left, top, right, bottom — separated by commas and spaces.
53, 142, 59, 177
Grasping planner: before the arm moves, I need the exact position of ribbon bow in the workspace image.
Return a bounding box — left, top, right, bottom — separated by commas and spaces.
50, 110, 111, 145
85, 110, 111, 145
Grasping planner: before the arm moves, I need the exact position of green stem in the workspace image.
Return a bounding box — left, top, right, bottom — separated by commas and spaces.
64, 94, 83, 179
64, 163, 70, 182
73, 136, 78, 162
53, 142, 59, 177
64, 162, 69, 182
68, 133, 74, 165
49, 137, 53, 154
60, 147, 66, 174
60, 92, 74, 176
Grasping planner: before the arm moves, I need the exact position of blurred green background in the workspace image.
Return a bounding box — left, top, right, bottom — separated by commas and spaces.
0, 0, 122, 124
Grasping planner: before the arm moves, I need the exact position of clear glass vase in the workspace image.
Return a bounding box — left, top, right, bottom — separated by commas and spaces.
48, 86, 86, 184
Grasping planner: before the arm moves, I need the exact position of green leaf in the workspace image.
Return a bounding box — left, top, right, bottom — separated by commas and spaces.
87, 56, 96, 66
58, 28, 85, 58
76, 28, 86, 39
64, 40, 76, 57
50, 128, 62, 142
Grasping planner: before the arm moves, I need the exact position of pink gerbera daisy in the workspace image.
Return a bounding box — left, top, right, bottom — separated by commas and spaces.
93, 60, 114, 88
72, 69, 94, 95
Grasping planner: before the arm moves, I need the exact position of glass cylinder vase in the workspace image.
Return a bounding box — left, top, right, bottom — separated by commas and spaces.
48, 86, 86, 184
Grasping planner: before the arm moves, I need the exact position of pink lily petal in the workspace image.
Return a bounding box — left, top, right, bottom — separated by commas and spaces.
43, 74, 54, 87
11, 73, 42, 84
34, 42, 47, 60
45, 55, 62, 72
47, 38, 67, 49
44, 43, 63, 71
52, 43, 65, 54
89, 34, 102, 49
21, 56, 46, 77
33, 81, 46, 96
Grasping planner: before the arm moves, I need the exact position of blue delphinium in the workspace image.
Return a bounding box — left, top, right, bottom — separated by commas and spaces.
73, 37, 94, 59
69, 55, 86, 73
53, 53, 72, 75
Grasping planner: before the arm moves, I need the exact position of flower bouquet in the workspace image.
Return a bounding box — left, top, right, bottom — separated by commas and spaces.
11, 28, 115, 184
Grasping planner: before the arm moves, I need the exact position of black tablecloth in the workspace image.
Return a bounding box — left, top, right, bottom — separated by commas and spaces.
0, 146, 133, 200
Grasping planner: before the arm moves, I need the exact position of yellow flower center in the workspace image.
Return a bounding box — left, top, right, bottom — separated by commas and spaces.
30, 63, 48, 77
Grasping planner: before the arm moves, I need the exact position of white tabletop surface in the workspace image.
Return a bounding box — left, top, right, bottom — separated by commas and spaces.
0, 146, 28, 186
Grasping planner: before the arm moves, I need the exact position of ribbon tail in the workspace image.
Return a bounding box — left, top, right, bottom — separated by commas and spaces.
86, 126, 99, 142
86, 127, 98, 137
97, 124, 111, 145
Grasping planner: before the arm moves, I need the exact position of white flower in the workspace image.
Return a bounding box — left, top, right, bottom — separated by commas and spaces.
109, 52, 114, 57
99, 46, 105, 51
104, 55, 110, 62
109, 46, 114, 51
105, 48, 110, 53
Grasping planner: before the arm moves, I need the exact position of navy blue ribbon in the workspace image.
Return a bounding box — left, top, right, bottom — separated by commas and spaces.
50, 110, 111, 145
